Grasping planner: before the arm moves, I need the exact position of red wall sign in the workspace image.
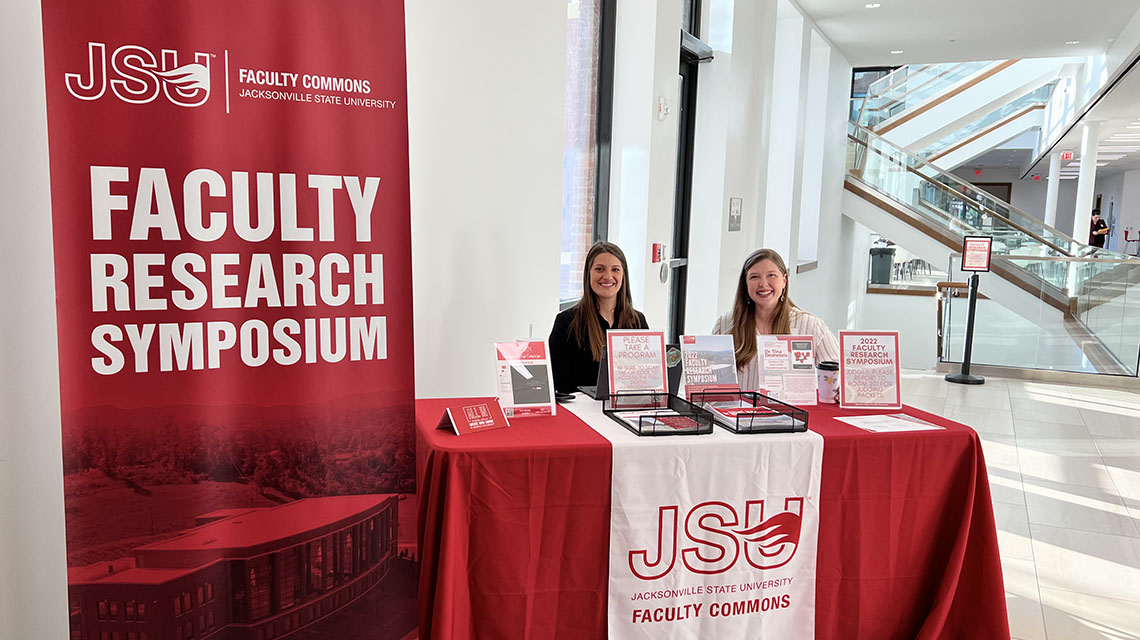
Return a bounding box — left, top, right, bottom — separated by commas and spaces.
40, 1, 417, 637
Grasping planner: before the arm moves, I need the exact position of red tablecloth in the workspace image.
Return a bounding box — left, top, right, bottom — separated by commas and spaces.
416, 400, 1008, 639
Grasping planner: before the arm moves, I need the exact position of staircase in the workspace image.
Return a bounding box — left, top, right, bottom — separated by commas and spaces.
844, 122, 1140, 375
857, 58, 1078, 151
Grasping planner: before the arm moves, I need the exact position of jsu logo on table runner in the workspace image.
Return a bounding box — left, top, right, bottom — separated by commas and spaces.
65, 42, 212, 106
629, 498, 804, 579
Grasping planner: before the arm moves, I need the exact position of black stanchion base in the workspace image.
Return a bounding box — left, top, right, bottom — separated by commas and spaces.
945, 372, 985, 385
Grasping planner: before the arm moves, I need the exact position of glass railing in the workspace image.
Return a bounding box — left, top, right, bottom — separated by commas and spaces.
940, 255, 1140, 376
847, 123, 1132, 278
918, 83, 1056, 162
857, 61, 995, 129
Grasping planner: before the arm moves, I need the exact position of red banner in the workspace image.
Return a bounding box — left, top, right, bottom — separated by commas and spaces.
41, 1, 416, 638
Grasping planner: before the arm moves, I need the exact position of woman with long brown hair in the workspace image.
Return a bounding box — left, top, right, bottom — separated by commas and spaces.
712, 248, 839, 391
549, 242, 648, 393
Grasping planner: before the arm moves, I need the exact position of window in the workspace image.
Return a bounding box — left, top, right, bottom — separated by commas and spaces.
98, 601, 109, 621
174, 595, 181, 616
109, 601, 119, 621
181, 592, 191, 613
100, 633, 110, 640
183, 621, 192, 639
207, 610, 215, 628
126, 600, 136, 622
69, 599, 84, 640
128, 633, 138, 640
197, 587, 204, 605
206, 582, 214, 601
137, 602, 146, 621
249, 559, 272, 621
560, 0, 613, 304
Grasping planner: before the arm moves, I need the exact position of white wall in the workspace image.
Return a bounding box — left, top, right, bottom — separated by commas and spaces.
1107, 8, 1140, 78
1121, 169, 1140, 255
683, 0, 853, 337
405, 0, 566, 397
793, 39, 856, 334
1097, 172, 1126, 251
0, 0, 70, 636
858, 295, 938, 370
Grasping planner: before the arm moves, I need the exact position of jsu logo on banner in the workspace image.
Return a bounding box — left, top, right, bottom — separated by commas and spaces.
65, 42, 211, 106
629, 497, 804, 579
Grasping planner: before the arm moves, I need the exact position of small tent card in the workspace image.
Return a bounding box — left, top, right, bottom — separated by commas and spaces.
839, 331, 902, 410
679, 334, 739, 400
607, 329, 667, 397
756, 335, 817, 406
437, 398, 511, 436
495, 340, 556, 417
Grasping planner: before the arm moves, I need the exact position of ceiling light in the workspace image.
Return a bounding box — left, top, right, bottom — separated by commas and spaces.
890, 49, 904, 54
1066, 40, 1080, 45
865, 3, 881, 7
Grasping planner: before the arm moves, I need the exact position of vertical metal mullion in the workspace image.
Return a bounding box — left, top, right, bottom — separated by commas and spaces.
593, 0, 617, 243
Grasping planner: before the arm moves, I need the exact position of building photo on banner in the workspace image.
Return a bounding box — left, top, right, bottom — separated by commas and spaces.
37, 1, 417, 639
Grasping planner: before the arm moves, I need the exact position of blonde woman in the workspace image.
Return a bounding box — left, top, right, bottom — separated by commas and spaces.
712, 248, 839, 392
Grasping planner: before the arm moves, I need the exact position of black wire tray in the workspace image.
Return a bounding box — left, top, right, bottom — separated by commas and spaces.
602, 391, 713, 436
689, 390, 808, 434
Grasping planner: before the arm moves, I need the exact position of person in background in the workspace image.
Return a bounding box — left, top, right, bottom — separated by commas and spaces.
549, 242, 648, 394
1089, 208, 1109, 248
712, 248, 840, 392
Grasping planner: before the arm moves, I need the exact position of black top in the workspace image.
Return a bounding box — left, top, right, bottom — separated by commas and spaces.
548, 307, 649, 394
1090, 218, 1108, 247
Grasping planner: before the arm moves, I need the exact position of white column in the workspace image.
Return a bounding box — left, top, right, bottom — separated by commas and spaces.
0, 0, 69, 637
1073, 121, 1101, 241
1044, 152, 1062, 228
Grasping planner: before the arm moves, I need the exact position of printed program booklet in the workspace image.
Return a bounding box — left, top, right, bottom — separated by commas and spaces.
756, 335, 818, 406
700, 401, 806, 431
611, 409, 699, 433
495, 340, 556, 417
679, 334, 739, 400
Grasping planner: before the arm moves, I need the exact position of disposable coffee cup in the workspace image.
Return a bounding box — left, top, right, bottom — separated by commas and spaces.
817, 361, 839, 404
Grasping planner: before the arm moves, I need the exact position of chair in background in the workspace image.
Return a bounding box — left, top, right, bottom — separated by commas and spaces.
892, 247, 913, 281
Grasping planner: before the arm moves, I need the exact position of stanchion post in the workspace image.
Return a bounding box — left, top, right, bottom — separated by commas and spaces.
946, 272, 985, 385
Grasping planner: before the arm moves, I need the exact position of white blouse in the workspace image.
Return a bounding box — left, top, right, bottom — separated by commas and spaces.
711, 307, 841, 393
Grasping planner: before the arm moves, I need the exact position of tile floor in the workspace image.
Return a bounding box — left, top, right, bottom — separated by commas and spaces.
902, 370, 1140, 640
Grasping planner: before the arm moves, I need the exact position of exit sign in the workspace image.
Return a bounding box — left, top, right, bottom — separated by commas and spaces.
1060, 151, 1075, 161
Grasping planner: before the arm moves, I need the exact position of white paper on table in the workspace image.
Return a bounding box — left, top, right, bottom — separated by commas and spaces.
835, 414, 945, 433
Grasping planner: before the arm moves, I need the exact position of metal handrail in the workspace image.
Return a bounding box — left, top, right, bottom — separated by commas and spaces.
848, 132, 1074, 256
997, 254, 1139, 264
926, 104, 1046, 163
862, 63, 969, 114
848, 122, 1091, 251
